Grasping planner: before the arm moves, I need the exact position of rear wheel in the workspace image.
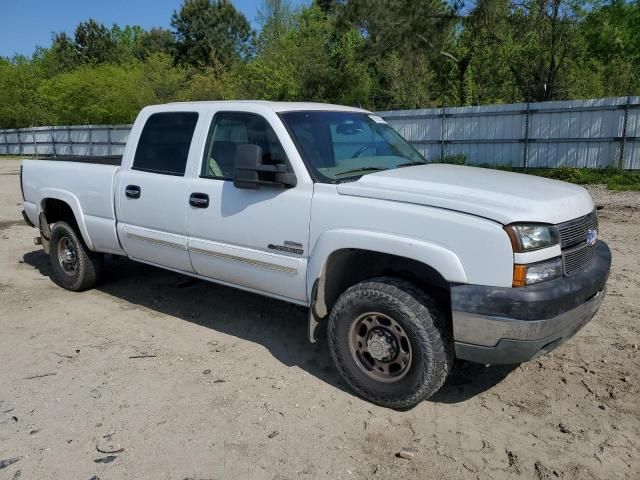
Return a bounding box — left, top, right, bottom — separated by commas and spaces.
49, 221, 103, 291
328, 277, 452, 409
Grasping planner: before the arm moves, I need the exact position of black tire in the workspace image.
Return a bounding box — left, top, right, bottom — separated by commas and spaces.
328, 277, 453, 409
49, 221, 103, 291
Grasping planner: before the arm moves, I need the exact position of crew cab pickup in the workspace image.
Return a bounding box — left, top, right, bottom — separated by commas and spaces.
20, 101, 611, 408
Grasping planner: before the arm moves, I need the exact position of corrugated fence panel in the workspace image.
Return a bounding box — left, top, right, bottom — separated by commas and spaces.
625, 97, 640, 170
0, 124, 131, 157
380, 96, 640, 169
1, 96, 639, 169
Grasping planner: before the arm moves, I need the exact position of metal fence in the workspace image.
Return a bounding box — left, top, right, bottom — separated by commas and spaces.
378, 95, 640, 170
0, 125, 131, 157
1, 96, 639, 169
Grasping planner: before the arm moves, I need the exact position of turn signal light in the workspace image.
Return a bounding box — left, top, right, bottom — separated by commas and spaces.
513, 265, 527, 287
513, 258, 563, 287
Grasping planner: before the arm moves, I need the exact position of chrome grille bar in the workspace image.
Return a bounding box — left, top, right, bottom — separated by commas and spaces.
556, 209, 598, 275
556, 210, 598, 248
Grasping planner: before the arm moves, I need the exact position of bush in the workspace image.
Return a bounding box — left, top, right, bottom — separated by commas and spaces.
543, 166, 583, 183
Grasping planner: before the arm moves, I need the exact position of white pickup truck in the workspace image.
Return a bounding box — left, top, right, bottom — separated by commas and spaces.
20, 101, 610, 408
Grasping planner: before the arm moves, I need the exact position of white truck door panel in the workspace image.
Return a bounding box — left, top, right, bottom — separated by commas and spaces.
186, 111, 312, 302
115, 112, 199, 272
116, 169, 192, 271
187, 180, 311, 301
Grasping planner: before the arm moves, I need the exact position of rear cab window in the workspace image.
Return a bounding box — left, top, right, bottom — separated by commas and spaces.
132, 112, 199, 176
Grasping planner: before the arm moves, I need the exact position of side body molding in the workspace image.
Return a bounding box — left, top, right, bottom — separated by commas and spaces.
307, 229, 467, 313
38, 188, 95, 250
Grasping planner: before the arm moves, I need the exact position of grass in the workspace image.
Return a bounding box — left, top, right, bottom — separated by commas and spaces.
530, 167, 640, 191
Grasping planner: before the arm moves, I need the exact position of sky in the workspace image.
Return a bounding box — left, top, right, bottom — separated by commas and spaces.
0, 0, 308, 58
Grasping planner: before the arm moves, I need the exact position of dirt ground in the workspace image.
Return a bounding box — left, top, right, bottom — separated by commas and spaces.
0, 158, 638, 480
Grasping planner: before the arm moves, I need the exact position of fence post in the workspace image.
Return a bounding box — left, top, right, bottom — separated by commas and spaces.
522, 102, 530, 171
51, 127, 56, 157
88, 125, 93, 156
32, 128, 37, 158
107, 126, 112, 156
619, 94, 631, 172
18, 130, 23, 156
440, 108, 446, 160
68, 126, 72, 156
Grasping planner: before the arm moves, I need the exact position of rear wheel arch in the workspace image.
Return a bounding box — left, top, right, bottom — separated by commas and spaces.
40, 196, 94, 250
41, 198, 76, 226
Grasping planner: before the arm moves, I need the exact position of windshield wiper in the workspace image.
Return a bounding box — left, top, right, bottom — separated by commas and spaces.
397, 161, 426, 168
334, 167, 387, 177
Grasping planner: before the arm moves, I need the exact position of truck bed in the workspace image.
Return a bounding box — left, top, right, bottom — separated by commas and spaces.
21, 158, 123, 254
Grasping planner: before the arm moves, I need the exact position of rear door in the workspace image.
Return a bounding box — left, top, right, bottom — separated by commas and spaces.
186, 110, 313, 302
115, 111, 200, 272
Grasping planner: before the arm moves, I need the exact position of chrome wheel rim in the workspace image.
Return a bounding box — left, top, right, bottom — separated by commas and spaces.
348, 312, 413, 383
57, 236, 78, 276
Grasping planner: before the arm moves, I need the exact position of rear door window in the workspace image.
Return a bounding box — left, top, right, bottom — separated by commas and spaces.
132, 112, 199, 176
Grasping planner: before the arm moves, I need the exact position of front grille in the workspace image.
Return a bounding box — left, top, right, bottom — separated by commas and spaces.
557, 210, 598, 248
556, 209, 598, 275
562, 242, 596, 276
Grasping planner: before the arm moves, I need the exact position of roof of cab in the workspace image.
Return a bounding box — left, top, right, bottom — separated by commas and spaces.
162, 100, 370, 114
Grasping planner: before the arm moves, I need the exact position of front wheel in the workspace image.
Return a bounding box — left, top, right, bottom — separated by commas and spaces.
328, 277, 452, 409
49, 221, 103, 291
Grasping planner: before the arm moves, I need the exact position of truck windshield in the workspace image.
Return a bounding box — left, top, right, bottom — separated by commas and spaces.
279, 111, 426, 182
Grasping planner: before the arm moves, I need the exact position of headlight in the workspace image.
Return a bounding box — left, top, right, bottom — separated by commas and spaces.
504, 224, 559, 252
513, 257, 562, 287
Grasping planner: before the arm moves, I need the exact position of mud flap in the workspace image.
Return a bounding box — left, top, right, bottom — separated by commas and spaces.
308, 280, 325, 343
39, 212, 51, 254
308, 308, 323, 343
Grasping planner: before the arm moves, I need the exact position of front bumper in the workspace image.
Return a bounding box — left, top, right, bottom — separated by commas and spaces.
451, 241, 611, 365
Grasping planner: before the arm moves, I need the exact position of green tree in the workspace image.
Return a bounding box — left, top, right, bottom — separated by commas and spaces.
336, 0, 459, 109
171, 0, 254, 68
142, 53, 188, 102
134, 28, 176, 59
315, 0, 337, 14
42, 32, 80, 74
243, 5, 374, 106
256, 0, 295, 51
0, 57, 45, 128
36, 63, 153, 125
579, 0, 640, 96
74, 19, 119, 64
459, 0, 587, 103
110, 25, 145, 63
339, 0, 458, 56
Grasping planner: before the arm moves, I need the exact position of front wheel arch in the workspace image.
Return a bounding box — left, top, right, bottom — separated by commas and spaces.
312, 248, 452, 320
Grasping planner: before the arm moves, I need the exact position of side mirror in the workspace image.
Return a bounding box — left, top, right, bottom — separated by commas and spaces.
233, 144, 297, 189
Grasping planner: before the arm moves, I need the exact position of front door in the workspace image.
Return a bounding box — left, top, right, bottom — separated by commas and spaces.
186, 111, 312, 302
116, 111, 199, 272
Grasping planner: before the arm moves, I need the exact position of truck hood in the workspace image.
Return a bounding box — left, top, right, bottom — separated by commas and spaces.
336, 164, 594, 225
